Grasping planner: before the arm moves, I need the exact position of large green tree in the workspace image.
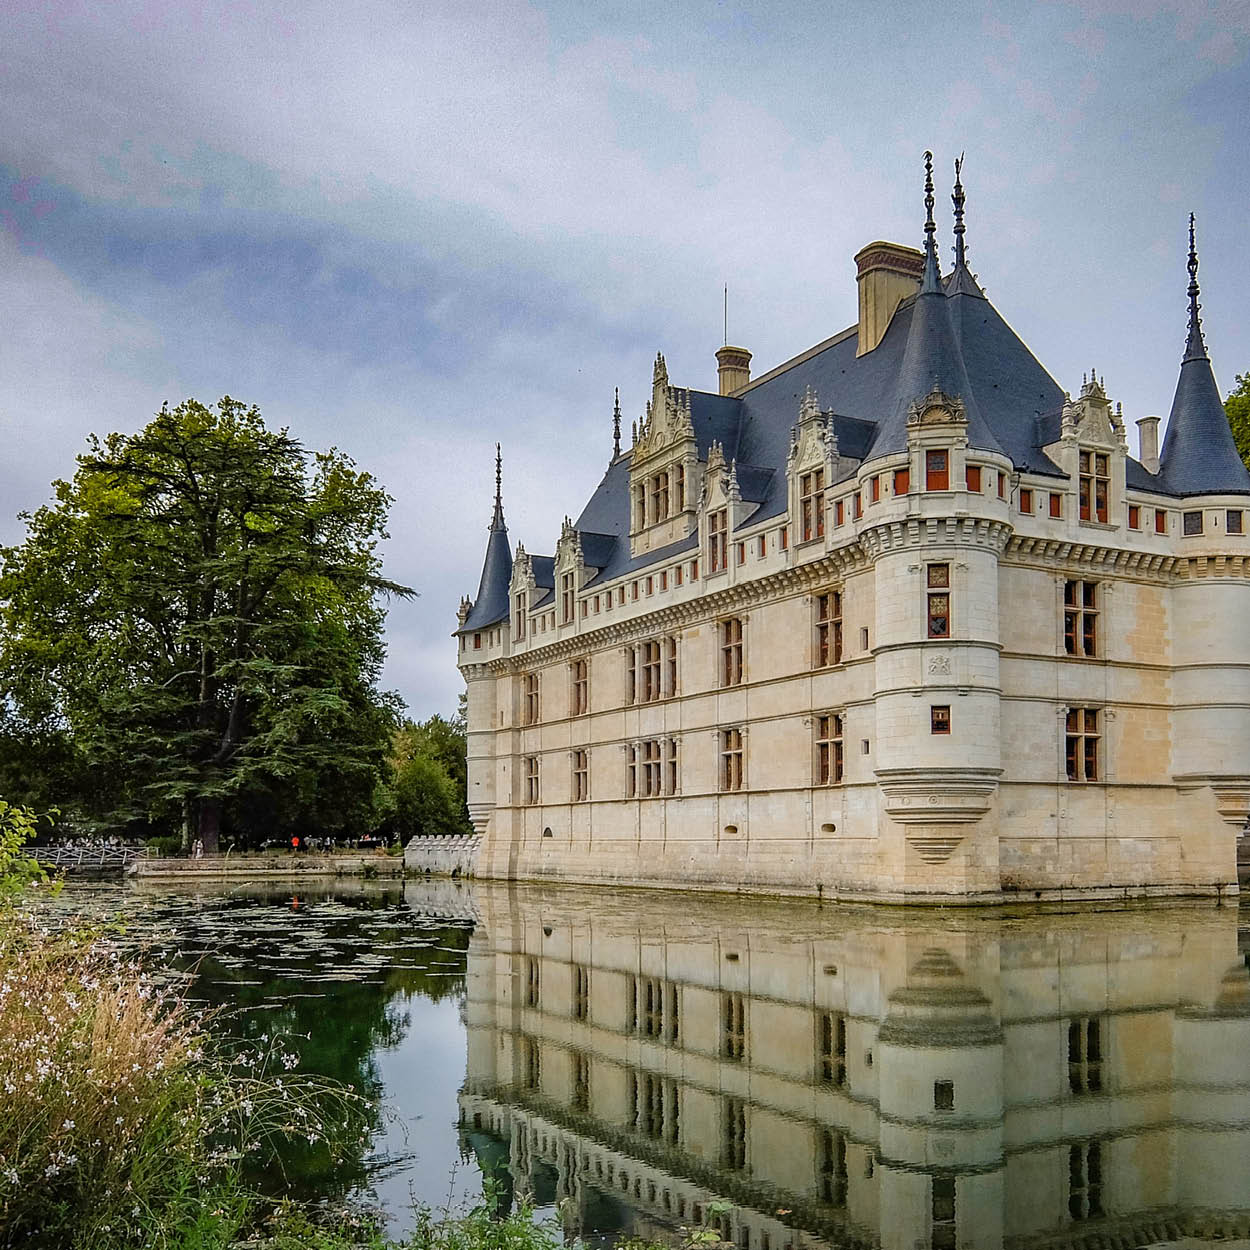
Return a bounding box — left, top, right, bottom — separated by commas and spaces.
0, 398, 412, 850
384, 713, 472, 841
1226, 372, 1250, 470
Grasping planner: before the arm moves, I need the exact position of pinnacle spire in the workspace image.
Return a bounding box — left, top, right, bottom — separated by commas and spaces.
612, 387, 622, 458
491, 443, 505, 531
1184, 212, 1207, 362
952, 153, 967, 270
921, 150, 941, 293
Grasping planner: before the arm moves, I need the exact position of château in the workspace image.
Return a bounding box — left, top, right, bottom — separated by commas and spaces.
455, 155, 1250, 903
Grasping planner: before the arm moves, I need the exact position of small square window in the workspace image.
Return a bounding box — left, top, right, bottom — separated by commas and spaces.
893, 467, 910, 494
965, 465, 982, 492
861, 739, 870, 755
931, 706, 951, 734
1228, 510, 1244, 535
1183, 510, 1203, 536
1049, 492, 1063, 518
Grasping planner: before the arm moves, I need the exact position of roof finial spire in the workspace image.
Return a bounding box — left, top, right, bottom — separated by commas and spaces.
921, 150, 941, 293
952, 153, 967, 270
1184, 212, 1207, 362
491, 443, 505, 530
612, 387, 622, 458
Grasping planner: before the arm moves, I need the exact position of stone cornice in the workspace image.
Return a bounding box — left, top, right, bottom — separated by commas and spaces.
1174, 554, 1250, 580
1006, 535, 1178, 581
488, 546, 869, 671
858, 516, 1013, 558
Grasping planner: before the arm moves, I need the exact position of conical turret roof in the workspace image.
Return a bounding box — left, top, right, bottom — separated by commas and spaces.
460, 446, 514, 631
866, 153, 1003, 461
1157, 216, 1250, 497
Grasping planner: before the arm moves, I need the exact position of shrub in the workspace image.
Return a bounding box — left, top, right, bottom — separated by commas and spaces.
0, 925, 368, 1249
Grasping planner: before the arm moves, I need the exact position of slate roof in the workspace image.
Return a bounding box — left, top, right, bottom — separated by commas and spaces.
1156, 224, 1250, 496
462, 523, 512, 631
461, 207, 1245, 623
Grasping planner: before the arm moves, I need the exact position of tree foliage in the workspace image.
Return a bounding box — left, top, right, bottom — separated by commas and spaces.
1226, 372, 1250, 471
0, 398, 412, 850
383, 714, 471, 842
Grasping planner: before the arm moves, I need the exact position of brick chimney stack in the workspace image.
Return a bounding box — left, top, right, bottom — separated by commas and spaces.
716, 345, 752, 396
854, 241, 924, 356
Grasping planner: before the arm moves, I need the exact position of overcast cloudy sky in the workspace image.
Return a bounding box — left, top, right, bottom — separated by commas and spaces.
2, 0, 1248, 718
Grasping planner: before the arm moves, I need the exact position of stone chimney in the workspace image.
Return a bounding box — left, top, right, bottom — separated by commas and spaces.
1137, 415, 1161, 474
854, 241, 924, 356
716, 345, 752, 396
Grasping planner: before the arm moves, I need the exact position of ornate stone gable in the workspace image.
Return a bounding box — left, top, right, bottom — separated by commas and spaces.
1059, 372, 1128, 452
907, 383, 968, 434
786, 385, 837, 475
509, 543, 535, 598
554, 516, 583, 573
632, 353, 696, 466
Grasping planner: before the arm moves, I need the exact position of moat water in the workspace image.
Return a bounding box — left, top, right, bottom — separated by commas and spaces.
43, 878, 1250, 1248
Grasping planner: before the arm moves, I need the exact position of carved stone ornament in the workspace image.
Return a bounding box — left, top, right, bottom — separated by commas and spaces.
927, 655, 952, 675
907, 384, 966, 428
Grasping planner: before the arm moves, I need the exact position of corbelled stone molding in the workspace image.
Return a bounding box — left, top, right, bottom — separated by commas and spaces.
876, 767, 999, 828
1007, 535, 1177, 581
858, 516, 1013, 559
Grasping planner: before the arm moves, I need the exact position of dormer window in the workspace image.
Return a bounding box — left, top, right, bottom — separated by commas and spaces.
1078, 452, 1109, 523
675, 465, 686, 510
926, 449, 949, 490
708, 508, 728, 572
800, 469, 826, 542
513, 591, 527, 642
560, 572, 576, 625
651, 472, 669, 522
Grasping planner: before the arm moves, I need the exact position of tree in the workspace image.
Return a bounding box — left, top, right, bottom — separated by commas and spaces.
1226, 373, 1250, 471
384, 713, 471, 841
0, 398, 412, 851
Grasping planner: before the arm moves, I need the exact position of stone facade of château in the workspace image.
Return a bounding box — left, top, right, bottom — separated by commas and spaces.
455, 158, 1250, 904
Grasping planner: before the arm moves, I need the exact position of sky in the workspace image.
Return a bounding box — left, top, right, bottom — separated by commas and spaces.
2, 0, 1248, 718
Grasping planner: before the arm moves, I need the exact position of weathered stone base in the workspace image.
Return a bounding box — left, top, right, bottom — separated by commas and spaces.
470, 779, 1241, 906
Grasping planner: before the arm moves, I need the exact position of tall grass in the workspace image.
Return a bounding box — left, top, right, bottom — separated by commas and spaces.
0, 921, 368, 1249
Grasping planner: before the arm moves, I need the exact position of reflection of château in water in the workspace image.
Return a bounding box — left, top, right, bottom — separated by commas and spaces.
457, 883, 1250, 1250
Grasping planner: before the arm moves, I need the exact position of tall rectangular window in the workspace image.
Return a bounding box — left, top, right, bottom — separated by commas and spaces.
926, 449, 949, 491
523, 1036, 541, 1090
633, 482, 646, 530
626, 744, 637, 798
1063, 581, 1098, 657
572, 965, 589, 1022
932, 1177, 956, 1250
835, 499, 845, 527
572, 749, 589, 802
524, 673, 540, 725
513, 592, 527, 642
675, 464, 685, 511
1065, 708, 1101, 781
1079, 451, 1109, 523
1049, 492, 1063, 518
800, 468, 826, 542
666, 737, 680, 796
815, 714, 844, 784
1068, 1017, 1102, 1093
722, 1097, 747, 1169
1228, 509, 1244, 534
640, 640, 661, 702
572, 1050, 590, 1111
965, 464, 982, 492
815, 592, 843, 667
722, 992, 746, 1060
651, 471, 669, 522
818, 1011, 847, 1086
721, 728, 744, 791
893, 466, 910, 495
927, 564, 951, 638
561, 571, 576, 624
526, 956, 540, 1008
1068, 1143, 1103, 1221
665, 636, 679, 696
820, 1130, 847, 1206
1128, 503, 1141, 529
523, 756, 540, 805
632, 1072, 680, 1145
1155, 508, 1168, 534
931, 705, 951, 734
869, 474, 881, 503
571, 658, 589, 715
640, 739, 663, 798
1020, 487, 1033, 513
708, 508, 728, 572
721, 617, 744, 686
